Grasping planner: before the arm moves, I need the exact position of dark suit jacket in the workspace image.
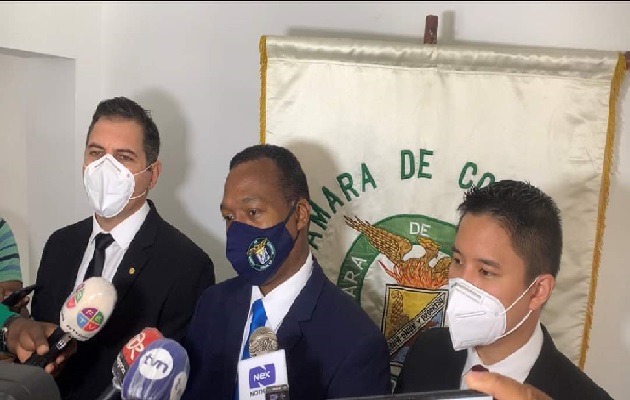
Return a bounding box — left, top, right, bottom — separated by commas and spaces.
394, 325, 613, 400
31, 200, 215, 400
182, 259, 391, 400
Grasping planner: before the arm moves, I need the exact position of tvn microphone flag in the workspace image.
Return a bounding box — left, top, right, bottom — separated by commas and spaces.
121, 338, 189, 400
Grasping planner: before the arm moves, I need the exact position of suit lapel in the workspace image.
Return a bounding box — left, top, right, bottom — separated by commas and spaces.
524, 324, 557, 393
448, 349, 467, 389
429, 329, 467, 390
277, 259, 326, 357
111, 202, 160, 304
59, 219, 92, 306
223, 281, 252, 399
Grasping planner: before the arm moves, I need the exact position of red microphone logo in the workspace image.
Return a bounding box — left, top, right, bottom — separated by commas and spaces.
65, 285, 85, 309
123, 328, 163, 366
125, 331, 147, 361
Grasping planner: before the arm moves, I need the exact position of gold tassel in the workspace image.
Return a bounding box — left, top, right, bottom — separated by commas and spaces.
579, 52, 626, 369
259, 35, 268, 145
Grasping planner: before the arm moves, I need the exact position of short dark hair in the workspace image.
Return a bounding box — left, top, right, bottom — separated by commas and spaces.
87, 97, 160, 165
229, 144, 310, 203
457, 180, 562, 282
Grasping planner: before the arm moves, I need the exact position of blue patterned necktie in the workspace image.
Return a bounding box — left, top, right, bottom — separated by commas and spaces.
235, 298, 268, 400
242, 298, 268, 360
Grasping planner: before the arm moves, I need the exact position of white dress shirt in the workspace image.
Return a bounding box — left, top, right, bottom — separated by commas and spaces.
73, 201, 150, 289
238, 252, 315, 359
460, 321, 544, 389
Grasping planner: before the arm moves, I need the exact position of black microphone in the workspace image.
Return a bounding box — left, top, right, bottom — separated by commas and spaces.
96, 385, 120, 400
265, 384, 290, 400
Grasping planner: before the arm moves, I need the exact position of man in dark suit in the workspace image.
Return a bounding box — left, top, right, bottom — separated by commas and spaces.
394, 180, 612, 400
182, 144, 391, 400
31, 97, 215, 400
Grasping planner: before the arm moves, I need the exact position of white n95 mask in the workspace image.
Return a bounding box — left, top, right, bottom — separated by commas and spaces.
446, 277, 537, 351
83, 154, 151, 218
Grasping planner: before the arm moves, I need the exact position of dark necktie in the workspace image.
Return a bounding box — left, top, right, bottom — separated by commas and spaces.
84, 233, 114, 280
472, 364, 489, 372
470, 365, 493, 399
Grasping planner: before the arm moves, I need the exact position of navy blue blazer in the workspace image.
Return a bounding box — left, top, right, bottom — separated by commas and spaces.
182, 259, 391, 400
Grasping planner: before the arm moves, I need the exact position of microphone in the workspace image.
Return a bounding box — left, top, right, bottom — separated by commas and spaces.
120, 338, 190, 400
96, 327, 164, 400
24, 277, 117, 368
248, 327, 277, 358
237, 327, 289, 400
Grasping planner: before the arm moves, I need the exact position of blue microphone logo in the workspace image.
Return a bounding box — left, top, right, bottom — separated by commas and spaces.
248, 364, 276, 388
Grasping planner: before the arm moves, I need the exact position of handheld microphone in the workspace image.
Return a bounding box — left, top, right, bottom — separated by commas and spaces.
238, 327, 289, 400
121, 338, 190, 400
24, 277, 117, 368
96, 327, 164, 400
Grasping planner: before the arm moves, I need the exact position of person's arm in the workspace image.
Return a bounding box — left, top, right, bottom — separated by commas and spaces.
0, 303, 18, 327
0, 303, 76, 374
0, 281, 23, 295
0, 220, 27, 314
0, 281, 30, 315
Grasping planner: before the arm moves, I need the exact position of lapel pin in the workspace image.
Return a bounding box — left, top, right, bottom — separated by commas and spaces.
129, 267, 135, 275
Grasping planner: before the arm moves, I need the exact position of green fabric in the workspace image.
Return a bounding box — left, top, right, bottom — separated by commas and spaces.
0, 218, 23, 282
0, 303, 17, 327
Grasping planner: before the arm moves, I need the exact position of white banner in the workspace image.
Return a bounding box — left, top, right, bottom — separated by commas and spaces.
260, 35, 625, 383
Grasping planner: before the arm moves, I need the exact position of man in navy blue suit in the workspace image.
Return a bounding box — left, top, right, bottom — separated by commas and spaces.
183, 144, 391, 400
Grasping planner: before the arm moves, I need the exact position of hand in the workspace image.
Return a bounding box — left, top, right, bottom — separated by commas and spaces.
466, 370, 552, 400
6, 318, 77, 375
7, 293, 30, 314
0, 283, 31, 314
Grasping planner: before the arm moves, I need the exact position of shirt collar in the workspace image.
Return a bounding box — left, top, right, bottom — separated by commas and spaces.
91, 201, 150, 250
462, 321, 544, 384
251, 252, 314, 332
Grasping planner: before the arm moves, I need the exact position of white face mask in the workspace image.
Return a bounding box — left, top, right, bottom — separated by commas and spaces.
83, 154, 152, 218
446, 277, 537, 351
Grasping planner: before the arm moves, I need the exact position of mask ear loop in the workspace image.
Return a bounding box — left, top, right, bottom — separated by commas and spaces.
129, 162, 155, 200
498, 277, 539, 339
283, 200, 298, 223
284, 200, 302, 244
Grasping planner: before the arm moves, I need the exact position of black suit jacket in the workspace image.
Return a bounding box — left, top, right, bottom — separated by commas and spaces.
394, 325, 613, 400
31, 200, 215, 400
182, 259, 392, 400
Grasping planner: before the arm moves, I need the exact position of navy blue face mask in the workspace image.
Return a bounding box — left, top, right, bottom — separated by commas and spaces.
225, 204, 298, 286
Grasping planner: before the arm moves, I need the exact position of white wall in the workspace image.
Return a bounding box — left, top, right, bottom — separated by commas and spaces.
0, 2, 103, 274
0, 51, 76, 286
24, 56, 77, 285
0, 54, 29, 283
1, 1, 628, 397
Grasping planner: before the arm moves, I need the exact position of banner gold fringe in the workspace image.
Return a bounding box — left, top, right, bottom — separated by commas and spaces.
579, 52, 626, 369
259, 35, 268, 145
